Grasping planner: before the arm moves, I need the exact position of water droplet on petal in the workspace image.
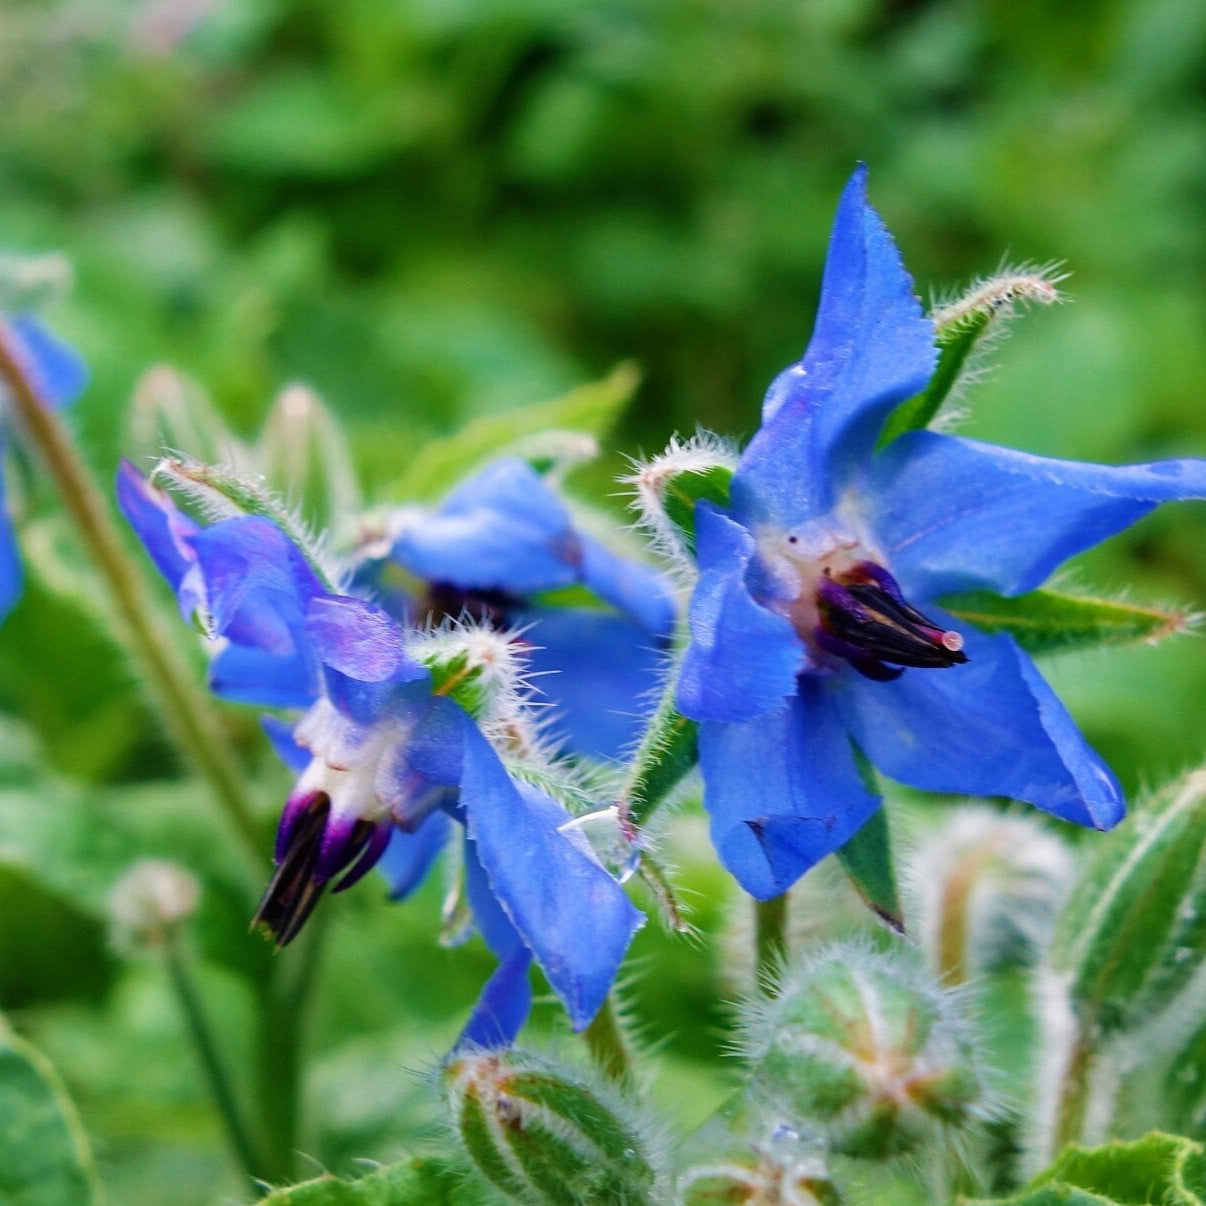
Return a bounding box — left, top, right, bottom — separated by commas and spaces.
558, 805, 640, 883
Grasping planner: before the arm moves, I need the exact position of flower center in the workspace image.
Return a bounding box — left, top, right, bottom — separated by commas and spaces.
765, 527, 967, 682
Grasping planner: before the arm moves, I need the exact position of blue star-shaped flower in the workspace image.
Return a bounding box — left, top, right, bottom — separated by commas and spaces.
675, 166, 1206, 901
0, 315, 87, 621
359, 456, 677, 759
118, 464, 643, 1047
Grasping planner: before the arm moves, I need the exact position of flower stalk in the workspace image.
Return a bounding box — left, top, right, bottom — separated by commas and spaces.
0, 328, 263, 872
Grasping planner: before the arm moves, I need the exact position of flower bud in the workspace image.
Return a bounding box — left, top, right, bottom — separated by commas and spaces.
677, 1122, 841, 1205
260, 382, 361, 537
908, 806, 1073, 983
108, 859, 200, 952
444, 1049, 663, 1205
127, 366, 245, 469
1049, 769, 1206, 1035
742, 942, 985, 1159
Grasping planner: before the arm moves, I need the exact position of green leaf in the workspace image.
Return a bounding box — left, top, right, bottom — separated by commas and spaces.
939, 588, 1192, 655
962, 1132, 1206, 1205
260, 1155, 480, 1204
385, 363, 640, 503
835, 806, 903, 933
1050, 770, 1206, 1035
0, 1018, 101, 1206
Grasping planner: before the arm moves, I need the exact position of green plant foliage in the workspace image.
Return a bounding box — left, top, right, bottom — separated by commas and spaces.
0, 1019, 101, 1206
260, 1155, 484, 1205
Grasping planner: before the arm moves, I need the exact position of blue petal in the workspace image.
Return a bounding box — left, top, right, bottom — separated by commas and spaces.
378, 810, 452, 900
698, 681, 881, 899
732, 166, 936, 528
456, 838, 534, 1050
0, 461, 21, 623
306, 596, 422, 683
520, 607, 665, 759
6, 316, 87, 409
576, 534, 677, 636
677, 503, 803, 723
391, 458, 579, 594
116, 461, 204, 619
866, 430, 1206, 598
459, 725, 642, 1031
210, 643, 317, 708
830, 623, 1124, 829
260, 715, 311, 774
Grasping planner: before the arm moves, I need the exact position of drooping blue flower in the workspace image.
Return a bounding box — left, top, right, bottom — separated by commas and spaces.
0, 315, 87, 621
118, 462, 643, 1046
358, 456, 677, 759
675, 165, 1206, 901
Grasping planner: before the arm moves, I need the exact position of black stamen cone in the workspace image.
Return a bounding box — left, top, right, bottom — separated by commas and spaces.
817, 563, 968, 681
252, 794, 332, 948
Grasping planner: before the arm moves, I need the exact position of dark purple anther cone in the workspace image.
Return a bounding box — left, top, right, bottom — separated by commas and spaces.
816, 560, 967, 682
253, 791, 389, 947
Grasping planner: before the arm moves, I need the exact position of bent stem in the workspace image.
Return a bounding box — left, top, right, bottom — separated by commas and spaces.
0, 329, 263, 874
754, 894, 789, 994
582, 995, 633, 1084
163, 936, 268, 1192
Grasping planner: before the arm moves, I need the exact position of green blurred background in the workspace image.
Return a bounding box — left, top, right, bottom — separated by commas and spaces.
1, 0, 1204, 1200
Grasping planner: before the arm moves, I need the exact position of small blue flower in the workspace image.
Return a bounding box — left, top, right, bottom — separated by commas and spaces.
358, 456, 677, 759
0, 315, 87, 621
675, 166, 1206, 900
118, 463, 643, 1047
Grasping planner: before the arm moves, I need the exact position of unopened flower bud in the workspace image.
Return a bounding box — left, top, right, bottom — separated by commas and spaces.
444, 1049, 663, 1205
742, 942, 985, 1159
109, 859, 199, 951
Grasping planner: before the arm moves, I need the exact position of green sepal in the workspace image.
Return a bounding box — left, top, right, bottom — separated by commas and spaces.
621, 680, 698, 830
259, 1154, 483, 1204
1049, 770, 1206, 1035
880, 308, 992, 447
385, 363, 640, 503
939, 588, 1191, 655
659, 463, 733, 556
0, 1016, 102, 1205
150, 457, 336, 593
962, 1132, 1206, 1205
835, 806, 903, 933
425, 650, 491, 722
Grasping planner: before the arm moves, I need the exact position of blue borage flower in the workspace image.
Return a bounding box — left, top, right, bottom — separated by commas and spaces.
117, 464, 644, 1048
356, 456, 677, 759
0, 315, 87, 621
675, 165, 1206, 900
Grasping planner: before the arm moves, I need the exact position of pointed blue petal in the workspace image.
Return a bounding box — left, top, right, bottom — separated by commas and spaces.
116, 461, 204, 619
391, 458, 578, 594
460, 725, 642, 1031
6, 316, 87, 409
831, 624, 1123, 829
866, 430, 1206, 598
261, 715, 310, 773
577, 534, 677, 637
454, 837, 534, 1050
732, 166, 936, 528
0, 464, 21, 623
378, 810, 452, 900
520, 607, 665, 759
305, 596, 427, 684
698, 682, 881, 899
677, 503, 803, 723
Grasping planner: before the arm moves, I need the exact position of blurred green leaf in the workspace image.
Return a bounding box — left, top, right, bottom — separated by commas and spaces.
962, 1131, 1206, 1205
0, 1018, 101, 1205
383, 363, 640, 502
259, 1155, 482, 1204
836, 806, 903, 933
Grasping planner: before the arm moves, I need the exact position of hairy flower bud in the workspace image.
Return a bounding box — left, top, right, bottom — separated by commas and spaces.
109, 859, 200, 952
741, 942, 985, 1159
444, 1050, 663, 1205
